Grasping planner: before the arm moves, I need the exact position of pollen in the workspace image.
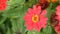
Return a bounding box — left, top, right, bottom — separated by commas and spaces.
32, 14, 39, 23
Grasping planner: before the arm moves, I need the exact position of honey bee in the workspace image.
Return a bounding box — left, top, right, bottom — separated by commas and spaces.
50, 12, 59, 27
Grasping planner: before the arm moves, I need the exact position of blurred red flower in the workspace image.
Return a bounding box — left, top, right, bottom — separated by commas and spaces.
24, 5, 48, 32
0, 0, 6, 10
53, 5, 60, 34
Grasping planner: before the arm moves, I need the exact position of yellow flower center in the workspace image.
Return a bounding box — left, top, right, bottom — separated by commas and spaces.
32, 14, 39, 23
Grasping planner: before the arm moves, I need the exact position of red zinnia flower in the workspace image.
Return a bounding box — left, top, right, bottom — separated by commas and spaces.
24, 5, 48, 32
56, 6, 60, 19
53, 5, 60, 34
0, 0, 6, 10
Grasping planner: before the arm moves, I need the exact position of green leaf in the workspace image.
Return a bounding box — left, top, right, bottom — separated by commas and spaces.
27, 30, 40, 34
6, 28, 13, 34
25, 0, 38, 7
10, 14, 26, 34
42, 26, 56, 34
6, 28, 11, 34
0, 17, 7, 24
0, 13, 7, 24
2, 5, 23, 18
0, 24, 6, 34
27, 31, 32, 34
7, 0, 25, 7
